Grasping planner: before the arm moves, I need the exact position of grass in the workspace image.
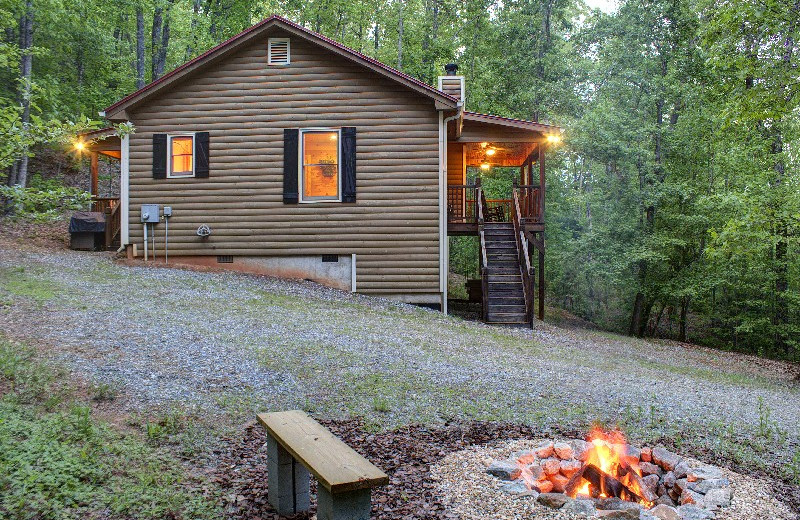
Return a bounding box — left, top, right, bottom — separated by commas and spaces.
0, 266, 60, 303
0, 336, 221, 520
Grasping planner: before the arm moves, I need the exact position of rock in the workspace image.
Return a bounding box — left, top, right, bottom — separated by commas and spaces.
657, 484, 668, 497
673, 461, 689, 480
690, 478, 730, 495
668, 485, 681, 502
534, 479, 554, 493
596, 510, 640, 519
537, 492, 570, 509
560, 458, 582, 477
655, 494, 677, 507
626, 444, 642, 463
643, 474, 660, 495
662, 471, 676, 488
680, 489, 705, 507
571, 439, 591, 462
550, 473, 570, 493
524, 463, 544, 481
486, 460, 521, 480
702, 488, 732, 509
554, 441, 574, 460
641, 447, 652, 462
686, 465, 723, 483
640, 462, 662, 476
513, 450, 536, 465
596, 497, 641, 511
676, 505, 716, 520
652, 448, 682, 472
536, 441, 555, 459
674, 478, 689, 494
650, 504, 681, 520
562, 498, 597, 517
543, 457, 561, 476
500, 480, 532, 495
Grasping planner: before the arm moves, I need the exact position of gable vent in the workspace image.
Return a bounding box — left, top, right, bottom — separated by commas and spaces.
268, 38, 290, 65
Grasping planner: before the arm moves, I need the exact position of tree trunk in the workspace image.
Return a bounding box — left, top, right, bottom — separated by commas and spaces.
629, 292, 646, 336
136, 7, 145, 88
396, 0, 404, 69
679, 296, 689, 342
151, 1, 172, 81
14, 0, 33, 188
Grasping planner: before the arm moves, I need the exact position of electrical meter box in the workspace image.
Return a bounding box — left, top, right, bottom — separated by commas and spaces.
140, 204, 161, 223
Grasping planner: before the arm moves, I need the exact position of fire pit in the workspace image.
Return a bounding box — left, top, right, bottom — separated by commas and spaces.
431, 432, 795, 520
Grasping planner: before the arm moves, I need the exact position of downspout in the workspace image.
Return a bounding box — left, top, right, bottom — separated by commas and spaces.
439, 101, 463, 314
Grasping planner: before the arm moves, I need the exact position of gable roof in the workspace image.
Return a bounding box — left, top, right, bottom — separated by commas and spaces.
463, 111, 562, 134
103, 15, 458, 120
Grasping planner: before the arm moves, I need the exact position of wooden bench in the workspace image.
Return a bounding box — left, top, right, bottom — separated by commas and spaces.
257, 410, 389, 520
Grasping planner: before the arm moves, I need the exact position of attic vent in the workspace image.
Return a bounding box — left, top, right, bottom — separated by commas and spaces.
268, 38, 290, 65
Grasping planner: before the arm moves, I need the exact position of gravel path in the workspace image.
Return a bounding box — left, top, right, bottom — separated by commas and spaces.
1, 245, 798, 471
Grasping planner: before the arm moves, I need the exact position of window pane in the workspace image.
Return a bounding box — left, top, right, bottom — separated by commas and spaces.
304, 165, 339, 198
172, 154, 193, 174
171, 136, 193, 174
303, 132, 338, 199
172, 136, 193, 156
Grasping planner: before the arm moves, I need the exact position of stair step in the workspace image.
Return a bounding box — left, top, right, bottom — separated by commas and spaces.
487, 275, 522, 282
487, 261, 519, 268
487, 267, 520, 274
488, 297, 526, 305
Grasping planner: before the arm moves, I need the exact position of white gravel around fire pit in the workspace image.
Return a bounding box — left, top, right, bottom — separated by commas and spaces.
430, 439, 795, 520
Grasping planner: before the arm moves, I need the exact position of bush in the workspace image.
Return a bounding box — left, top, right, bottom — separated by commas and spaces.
0, 176, 90, 221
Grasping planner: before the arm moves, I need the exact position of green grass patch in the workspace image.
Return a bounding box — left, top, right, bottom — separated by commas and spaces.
0, 266, 60, 303
0, 337, 221, 520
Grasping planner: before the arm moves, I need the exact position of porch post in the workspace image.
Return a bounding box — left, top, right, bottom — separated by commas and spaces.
90, 151, 99, 203
538, 147, 546, 320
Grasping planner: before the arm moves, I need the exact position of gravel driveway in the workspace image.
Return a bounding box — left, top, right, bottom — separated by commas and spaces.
1, 245, 798, 473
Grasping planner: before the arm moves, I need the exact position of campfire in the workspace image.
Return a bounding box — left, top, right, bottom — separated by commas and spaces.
563, 427, 656, 505
486, 428, 733, 517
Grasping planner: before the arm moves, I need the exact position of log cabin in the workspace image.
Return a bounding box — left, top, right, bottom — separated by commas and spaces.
85, 15, 560, 325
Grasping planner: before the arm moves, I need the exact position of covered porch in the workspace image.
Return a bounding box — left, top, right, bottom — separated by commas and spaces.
445, 111, 559, 323
75, 127, 122, 249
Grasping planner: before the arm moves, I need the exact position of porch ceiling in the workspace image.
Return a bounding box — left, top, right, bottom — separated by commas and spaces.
77, 127, 121, 159
463, 141, 537, 167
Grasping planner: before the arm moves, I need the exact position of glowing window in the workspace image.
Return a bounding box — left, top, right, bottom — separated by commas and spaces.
300, 130, 340, 202
169, 135, 194, 177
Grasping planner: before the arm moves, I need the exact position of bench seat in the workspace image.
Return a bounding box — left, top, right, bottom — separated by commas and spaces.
257, 410, 388, 519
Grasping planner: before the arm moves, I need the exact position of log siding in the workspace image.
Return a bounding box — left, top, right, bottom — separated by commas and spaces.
127, 30, 441, 299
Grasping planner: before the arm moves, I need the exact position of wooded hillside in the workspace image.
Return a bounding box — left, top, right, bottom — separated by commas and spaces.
1, 0, 797, 360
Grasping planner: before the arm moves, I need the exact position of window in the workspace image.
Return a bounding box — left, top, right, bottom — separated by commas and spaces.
268, 38, 290, 65
300, 129, 340, 202
168, 134, 194, 178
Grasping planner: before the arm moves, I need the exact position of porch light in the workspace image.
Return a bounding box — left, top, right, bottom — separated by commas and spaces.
546, 134, 561, 145
480, 163, 491, 170
486, 148, 496, 156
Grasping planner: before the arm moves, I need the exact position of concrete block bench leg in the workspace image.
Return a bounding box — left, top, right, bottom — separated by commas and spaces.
316, 487, 372, 520
266, 434, 310, 515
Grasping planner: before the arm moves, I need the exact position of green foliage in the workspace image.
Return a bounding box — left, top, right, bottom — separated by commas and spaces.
0, 337, 221, 520
0, 175, 91, 220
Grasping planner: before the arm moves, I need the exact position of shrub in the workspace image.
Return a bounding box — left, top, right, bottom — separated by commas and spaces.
0, 176, 90, 221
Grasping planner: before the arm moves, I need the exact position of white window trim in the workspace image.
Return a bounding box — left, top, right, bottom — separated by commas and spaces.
299, 128, 342, 203
167, 133, 196, 178
268, 37, 291, 66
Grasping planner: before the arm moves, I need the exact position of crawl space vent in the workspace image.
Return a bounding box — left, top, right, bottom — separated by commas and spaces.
268, 38, 290, 65
322, 255, 339, 263
216, 255, 233, 263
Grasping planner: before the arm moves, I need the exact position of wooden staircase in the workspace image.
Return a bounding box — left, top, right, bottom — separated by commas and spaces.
476, 184, 536, 327
484, 222, 528, 324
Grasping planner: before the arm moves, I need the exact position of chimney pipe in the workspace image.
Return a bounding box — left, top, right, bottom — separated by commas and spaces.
444, 63, 459, 76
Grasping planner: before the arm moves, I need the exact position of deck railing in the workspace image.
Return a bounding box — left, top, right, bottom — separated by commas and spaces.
516, 185, 542, 223
91, 196, 119, 214
483, 199, 513, 222
512, 184, 535, 327
447, 183, 479, 224
477, 186, 489, 322
104, 203, 121, 249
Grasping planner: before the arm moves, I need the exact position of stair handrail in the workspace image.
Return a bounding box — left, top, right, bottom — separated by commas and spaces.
513, 182, 535, 326
477, 185, 489, 321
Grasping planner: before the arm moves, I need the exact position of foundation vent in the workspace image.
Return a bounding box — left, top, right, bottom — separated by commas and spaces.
217, 255, 233, 263
321, 254, 339, 263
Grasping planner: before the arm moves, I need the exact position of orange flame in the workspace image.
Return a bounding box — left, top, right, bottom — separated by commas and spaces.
570, 427, 651, 507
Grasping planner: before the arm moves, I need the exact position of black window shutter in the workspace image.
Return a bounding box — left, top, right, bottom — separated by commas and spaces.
283, 129, 299, 204
195, 132, 210, 178
152, 134, 167, 179
341, 127, 356, 203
